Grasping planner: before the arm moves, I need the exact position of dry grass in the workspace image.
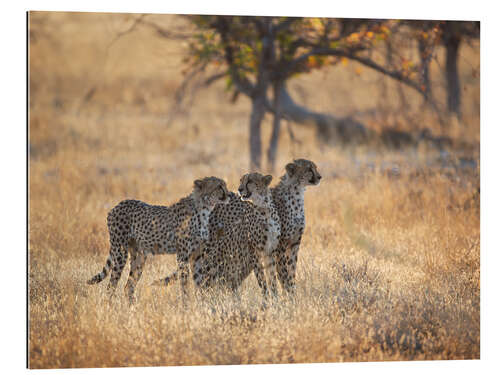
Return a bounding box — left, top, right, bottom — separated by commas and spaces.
28, 12, 480, 368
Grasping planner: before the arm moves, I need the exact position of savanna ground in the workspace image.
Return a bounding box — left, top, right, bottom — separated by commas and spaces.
28, 12, 480, 368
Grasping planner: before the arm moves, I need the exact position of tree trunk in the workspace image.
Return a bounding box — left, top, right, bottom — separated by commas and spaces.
418, 38, 432, 102
270, 85, 372, 145
444, 25, 462, 118
267, 81, 283, 171
249, 94, 266, 171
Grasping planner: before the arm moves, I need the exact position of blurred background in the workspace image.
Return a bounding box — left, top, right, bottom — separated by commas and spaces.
29, 13, 479, 178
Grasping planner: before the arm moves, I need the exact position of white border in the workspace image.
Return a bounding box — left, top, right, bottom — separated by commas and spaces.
3, 1, 497, 374
24, 0, 483, 20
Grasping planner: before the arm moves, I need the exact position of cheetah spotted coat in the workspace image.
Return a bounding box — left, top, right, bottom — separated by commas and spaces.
271, 159, 322, 294
87, 176, 229, 303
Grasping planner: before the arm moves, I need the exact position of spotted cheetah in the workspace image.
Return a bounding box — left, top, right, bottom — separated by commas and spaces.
87, 176, 229, 303
154, 173, 281, 298
271, 159, 321, 294
193, 172, 280, 296
150, 191, 250, 290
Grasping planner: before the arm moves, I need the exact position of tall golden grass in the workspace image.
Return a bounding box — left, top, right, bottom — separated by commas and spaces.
28, 12, 480, 368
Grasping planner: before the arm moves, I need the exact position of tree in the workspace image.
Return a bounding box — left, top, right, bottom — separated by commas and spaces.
183, 16, 458, 170
440, 21, 479, 119
119, 15, 477, 169
403, 20, 479, 118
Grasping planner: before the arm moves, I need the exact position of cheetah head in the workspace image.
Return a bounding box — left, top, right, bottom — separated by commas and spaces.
285, 159, 322, 187
193, 176, 230, 210
238, 172, 273, 207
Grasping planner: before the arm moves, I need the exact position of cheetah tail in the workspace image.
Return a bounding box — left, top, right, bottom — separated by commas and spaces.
87, 255, 113, 284
151, 271, 179, 286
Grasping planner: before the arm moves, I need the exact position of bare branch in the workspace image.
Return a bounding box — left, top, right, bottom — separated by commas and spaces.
139, 18, 193, 40
165, 62, 208, 126
287, 46, 426, 97
106, 14, 147, 52
347, 51, 444, 117
203, 71, 228, 86
347, 53, 423, 92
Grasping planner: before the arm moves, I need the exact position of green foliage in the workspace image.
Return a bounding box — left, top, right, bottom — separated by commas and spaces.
183, 16, 453, 100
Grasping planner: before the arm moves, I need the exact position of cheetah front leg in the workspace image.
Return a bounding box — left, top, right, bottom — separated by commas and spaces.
176, 252, 191, 306
286, 240, 301, 293
265, 253, 278, 298
253, 261, 269, 298
275, 242, 287, 290
257, 251, 278, 299
277, 239, 301, 295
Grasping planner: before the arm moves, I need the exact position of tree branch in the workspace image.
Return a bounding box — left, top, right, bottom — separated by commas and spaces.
214, 17, 258, 97
203, 71, 228, 86
229, 72, 256, 97
288, 47, 425, 95
164, 62, 208, 126
106, 14, 147, 52
347, 53, 423, 92
139, 18, 193, 40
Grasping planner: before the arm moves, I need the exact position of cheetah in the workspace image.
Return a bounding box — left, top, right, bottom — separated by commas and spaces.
271, 159, 321, 294
193, 172, 280, 296
87, 176, 230, 303
154, 173, 281, 298
150, 191, 251, 290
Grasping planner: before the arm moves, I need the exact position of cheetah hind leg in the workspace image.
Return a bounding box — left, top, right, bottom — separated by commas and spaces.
124, 249, 148, 305
106, 246, 128, 297
87, 235, 124, 291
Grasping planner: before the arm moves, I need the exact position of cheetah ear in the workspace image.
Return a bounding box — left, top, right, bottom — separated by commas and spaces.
263, 175, 273, 186
194, 179, 204, 190
285, 163, 296, 177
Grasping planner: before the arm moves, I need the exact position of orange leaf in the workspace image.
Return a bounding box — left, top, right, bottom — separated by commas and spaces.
347, 32, 360, 43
